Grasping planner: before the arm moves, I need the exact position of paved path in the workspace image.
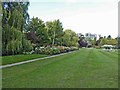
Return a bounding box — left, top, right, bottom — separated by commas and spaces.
0, 51, 77, 69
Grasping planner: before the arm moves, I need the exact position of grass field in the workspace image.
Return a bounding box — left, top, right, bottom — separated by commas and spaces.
2, 54, 48, 65
2, 49, 118, 88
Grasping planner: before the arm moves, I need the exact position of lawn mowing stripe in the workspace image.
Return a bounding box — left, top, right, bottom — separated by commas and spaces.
2, 49, 118, 88
0, 51, 78, 69
98, 50, 118, 59
2, 49, 90, 88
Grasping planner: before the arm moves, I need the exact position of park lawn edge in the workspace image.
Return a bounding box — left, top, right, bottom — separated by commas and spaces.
1, 50, 78, 66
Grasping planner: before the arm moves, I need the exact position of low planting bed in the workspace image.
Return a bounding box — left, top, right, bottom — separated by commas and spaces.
34, 46, 78, 55
2, 46, 78, 65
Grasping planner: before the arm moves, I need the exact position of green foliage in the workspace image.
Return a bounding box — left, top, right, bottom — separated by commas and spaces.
2, 2, 33, 55
96, 35, 117, 47
99, 37, 117, 46
22, 38, 33, 52
2, 2, 79, 56
2, 25, 23, 55
2, 2, 30, 31
62, 29, 79, 47
106, 39, 117, 45
26, 17, 49, 46
46, 19, 64, 46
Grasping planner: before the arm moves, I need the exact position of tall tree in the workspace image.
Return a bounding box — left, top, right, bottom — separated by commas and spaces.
2, 2, 30, 32
26, 17, 49, 47
2, 2, 32, 55
46, 19, 64, 46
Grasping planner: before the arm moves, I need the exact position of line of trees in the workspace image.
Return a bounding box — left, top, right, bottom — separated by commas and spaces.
24, 17, 79, 50
2, 2, 119, 56
78, 33, 118, 48
96, 35, 117, 47
2, 2, 79, 56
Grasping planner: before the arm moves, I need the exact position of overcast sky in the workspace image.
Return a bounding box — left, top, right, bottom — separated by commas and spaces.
28, 0, 119, 38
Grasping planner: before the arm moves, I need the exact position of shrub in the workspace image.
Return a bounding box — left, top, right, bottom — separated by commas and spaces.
23, 50, 34, 55
95, 46, 101, 49
51, 47, 60, 55
70, 46, 78, 51
57, 46, 65, 53
23, 39, 33, 52
34, 46, 78, 55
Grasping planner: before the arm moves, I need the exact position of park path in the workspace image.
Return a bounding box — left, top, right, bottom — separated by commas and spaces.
0, 51, 77, 69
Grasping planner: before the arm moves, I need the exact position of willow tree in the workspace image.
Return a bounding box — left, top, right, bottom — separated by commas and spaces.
2, 2, 32, 55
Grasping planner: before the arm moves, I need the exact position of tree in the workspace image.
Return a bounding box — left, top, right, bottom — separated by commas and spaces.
85, 33, 97, 47
106, 39, 117, 45
46, 19, 64, 46
78, 34, 87, 48
97, 35, 117, 47
26, 17, 49, 47
98, 36, 103, 46
2, 2, 30, 32
100, 37, 107, 45
63, 29, 79, 47
2, 2, 32, 55
53, 20, 64, 46
107, 35, 112, 40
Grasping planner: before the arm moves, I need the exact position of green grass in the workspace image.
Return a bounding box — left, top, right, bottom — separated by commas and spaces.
2, 54, 48, 65
2, 49, 118, 88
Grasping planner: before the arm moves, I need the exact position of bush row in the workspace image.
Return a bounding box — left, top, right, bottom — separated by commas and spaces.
30, 46, 78, 55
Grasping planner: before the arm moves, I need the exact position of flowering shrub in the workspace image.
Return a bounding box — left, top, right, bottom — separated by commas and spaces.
23, 50, 34, 55
64, 47, 70, 52
34, 46, 78, 55
70, 47, 78, 51
57, 46, 65, 53
50, 46, 60, 55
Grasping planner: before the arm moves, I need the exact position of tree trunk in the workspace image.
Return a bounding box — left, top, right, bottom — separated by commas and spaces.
52, 30, 55, 46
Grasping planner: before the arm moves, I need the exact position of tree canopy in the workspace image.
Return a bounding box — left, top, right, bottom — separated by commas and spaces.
2, 2, 32, 55
2, 1, 118, 56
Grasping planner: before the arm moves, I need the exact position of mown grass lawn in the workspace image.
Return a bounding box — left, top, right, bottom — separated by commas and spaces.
2, 54, 48, 65
2, 49, 118, 88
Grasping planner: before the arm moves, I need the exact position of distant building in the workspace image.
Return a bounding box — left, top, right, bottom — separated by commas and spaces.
85, 33, 97, 40
85, 33, 97, 47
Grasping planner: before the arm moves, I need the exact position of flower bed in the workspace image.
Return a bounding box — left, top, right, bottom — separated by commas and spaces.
34, 46, 78, 55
